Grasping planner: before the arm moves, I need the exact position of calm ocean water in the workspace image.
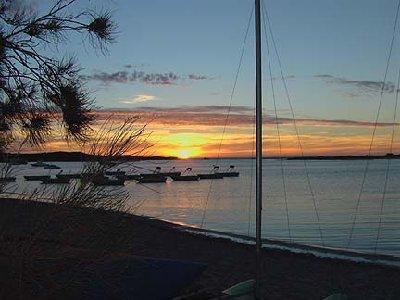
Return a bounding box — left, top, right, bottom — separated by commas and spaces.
5, 158, 400, 257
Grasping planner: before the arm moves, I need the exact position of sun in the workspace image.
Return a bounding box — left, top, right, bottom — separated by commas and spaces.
178, 149, 191, 159
176, 148, 201, 159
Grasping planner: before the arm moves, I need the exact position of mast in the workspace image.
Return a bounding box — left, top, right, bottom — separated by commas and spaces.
255, 0, 263, 294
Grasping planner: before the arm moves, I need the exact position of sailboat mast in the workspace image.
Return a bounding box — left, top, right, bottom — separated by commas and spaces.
255, 0, 263, 292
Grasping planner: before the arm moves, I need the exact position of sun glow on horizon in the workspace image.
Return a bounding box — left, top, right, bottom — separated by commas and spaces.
174, 148, 200, 159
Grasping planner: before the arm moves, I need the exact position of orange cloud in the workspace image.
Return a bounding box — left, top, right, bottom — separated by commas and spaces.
11, 106, 400, 158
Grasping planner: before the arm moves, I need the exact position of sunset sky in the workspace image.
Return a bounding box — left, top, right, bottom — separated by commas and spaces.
29, 0, 400, 158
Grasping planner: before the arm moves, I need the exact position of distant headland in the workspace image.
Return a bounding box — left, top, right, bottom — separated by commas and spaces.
0, 151, 178, 162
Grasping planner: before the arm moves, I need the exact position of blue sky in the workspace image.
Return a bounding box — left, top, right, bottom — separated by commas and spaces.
39, 0, 399, 123
27, 0, 400, 156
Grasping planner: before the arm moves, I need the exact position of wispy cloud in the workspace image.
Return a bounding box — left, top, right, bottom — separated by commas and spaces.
95, 105, 398, 128
314, 74, 396, 95
85, 69, 211, 86
119, 94, 156, 104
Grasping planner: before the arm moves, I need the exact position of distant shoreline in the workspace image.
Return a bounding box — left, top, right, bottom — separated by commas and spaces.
1, 151, 399, 162
0, 151, 178, 162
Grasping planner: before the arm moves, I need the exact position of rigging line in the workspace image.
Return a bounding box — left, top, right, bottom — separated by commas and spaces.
247, 106, 257, 236
215, 6, 255, 164
200, 6, 254, 229
261, 1, 323, 245
374, 65, 400, 253
347, 0, 400, 249
261, 8, 292, 243
136, 182, 163, 195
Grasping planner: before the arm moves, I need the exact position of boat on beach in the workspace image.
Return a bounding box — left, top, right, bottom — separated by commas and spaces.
24, 175, 51, 181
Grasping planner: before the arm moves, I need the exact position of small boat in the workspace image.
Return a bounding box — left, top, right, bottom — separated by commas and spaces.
117, 174, 141, 181
10, 160, 27, 165
92, 176, 125, 186
41, 177, 70, 184
198, 173, 223, 180
172, 175, 199, 181
105, 169, 126, 176
56, 173, 82, 180
43, 164, 61, 170
0, 177, 16, 182
141, 167, 181, 178
138, 176, 167, 183
31, 162, 49, 167
219, 165, 240, 177
24, 175, 51, 181
197, 165, 223, 180
171, 168, 199, 181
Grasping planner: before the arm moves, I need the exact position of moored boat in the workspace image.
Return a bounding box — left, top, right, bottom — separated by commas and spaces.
105, 169, 126, 176
219, 165, 240, 177
197, 165, 223, 180
197, 173, 223, 180
92, 176, 125, 186
140, 166, 181, 178
31, 162, 49, 167
117, 174, 141, 181
24, 175, 51, 181
138, 176, 167, 183
171, 175, 199, 181
56, 173, 82, 180
0, 177, 16, 182
43, 164, 61, 170
171, 168, 199, 181
41, 177, 70, 184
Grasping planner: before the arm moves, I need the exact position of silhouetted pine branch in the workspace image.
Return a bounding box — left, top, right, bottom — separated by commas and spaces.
0, 0, 117, 150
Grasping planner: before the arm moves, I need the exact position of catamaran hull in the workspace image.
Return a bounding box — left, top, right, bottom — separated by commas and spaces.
171, 175, 199, 181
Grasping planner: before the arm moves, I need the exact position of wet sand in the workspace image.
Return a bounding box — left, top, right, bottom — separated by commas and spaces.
0, 198, 399, 299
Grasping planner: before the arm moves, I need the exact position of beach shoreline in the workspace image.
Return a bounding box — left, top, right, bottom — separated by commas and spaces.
1, 198, 399, 299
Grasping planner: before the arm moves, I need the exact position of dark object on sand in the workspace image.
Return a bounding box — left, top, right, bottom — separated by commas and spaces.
138, 176, 167, 183
41, 177, 70, 184
0, 177, 16, 182
24, 175, 51, 181
219, 165, 239, 177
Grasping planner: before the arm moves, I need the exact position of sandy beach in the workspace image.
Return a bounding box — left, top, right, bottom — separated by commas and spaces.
0, 198, 399, 299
